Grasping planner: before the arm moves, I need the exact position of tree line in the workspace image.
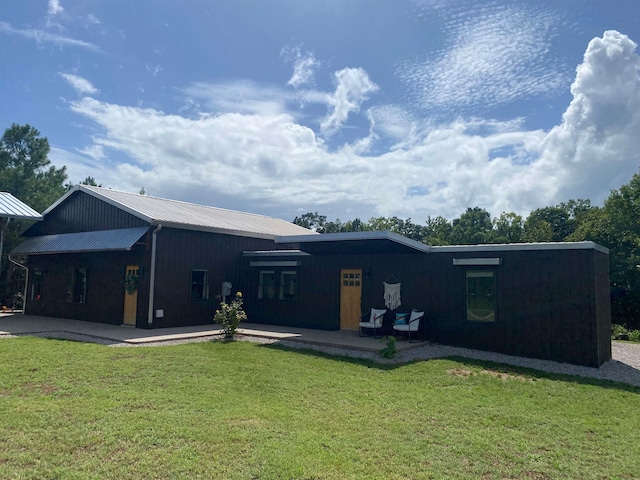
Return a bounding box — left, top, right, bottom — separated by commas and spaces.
294, 181, 640, 329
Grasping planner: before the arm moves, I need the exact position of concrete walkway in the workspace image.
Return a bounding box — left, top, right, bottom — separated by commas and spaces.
0, 312, 423, 352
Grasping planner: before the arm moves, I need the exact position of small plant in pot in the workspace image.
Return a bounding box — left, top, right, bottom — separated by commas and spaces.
214, 292, 247, 340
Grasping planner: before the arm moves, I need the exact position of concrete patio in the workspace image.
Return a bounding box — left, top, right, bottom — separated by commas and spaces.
0, 312, 426, 352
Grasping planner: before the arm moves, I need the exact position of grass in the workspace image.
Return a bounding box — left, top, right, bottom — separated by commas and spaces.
0, 337, 639, 479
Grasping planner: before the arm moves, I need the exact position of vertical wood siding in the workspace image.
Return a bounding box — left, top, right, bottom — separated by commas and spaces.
241, 247, 610, 367
25, 191, 148, 236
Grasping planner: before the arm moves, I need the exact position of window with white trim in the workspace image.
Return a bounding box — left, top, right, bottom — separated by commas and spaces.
279, 271, 298, 301
258, 271, 276, 299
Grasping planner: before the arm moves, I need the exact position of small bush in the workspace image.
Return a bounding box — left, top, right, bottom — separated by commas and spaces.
611, 324, 630, 340
380, 336, 397, 359
214, 292, 247, 339
629, 330, 640, 343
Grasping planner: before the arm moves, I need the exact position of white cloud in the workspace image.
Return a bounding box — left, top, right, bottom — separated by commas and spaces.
146, 64, 163, 77
320, 68, 379, 136
282, 46, 319, 88
0, 21, 101, 52
48, 0, 64, 16
397, 4, 568, 114
60, 31, 640, 224
59, 73, 99, 95
180, 80, 295, 116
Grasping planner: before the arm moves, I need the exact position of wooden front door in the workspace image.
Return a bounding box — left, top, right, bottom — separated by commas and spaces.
123, 265, 139, 326
340, 269, 362, 330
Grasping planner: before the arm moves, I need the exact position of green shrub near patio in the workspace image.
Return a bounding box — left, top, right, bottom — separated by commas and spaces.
0, 337, 639, 479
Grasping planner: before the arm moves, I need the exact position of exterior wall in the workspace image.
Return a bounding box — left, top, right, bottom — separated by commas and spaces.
24, 244, 150, 325
25, 190, 147, 236
241, 247, 611, 367
148, 228, 288, 328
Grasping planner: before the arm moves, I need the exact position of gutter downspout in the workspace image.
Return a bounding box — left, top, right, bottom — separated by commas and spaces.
147, 224, 162, 326
8, 253, 27, 313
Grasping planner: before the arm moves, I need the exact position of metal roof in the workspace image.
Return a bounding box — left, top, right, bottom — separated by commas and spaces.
275, 231, 432, 255
44, 185, 317, 240
431, 241, 609, 254
0, 192, 43, 221
11, 227, 150, 255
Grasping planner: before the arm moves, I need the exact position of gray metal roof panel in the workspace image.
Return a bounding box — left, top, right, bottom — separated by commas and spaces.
46, 185, 317, 239
11, 227, 150, 255
276, 231, 432, 254
0, 192, 43, 220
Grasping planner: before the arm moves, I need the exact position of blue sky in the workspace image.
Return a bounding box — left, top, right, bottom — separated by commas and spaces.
2, 0, 640, 223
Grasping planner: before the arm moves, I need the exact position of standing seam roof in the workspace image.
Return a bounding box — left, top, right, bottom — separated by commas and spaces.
0, 192, 43, 220
45, 186, 317, 239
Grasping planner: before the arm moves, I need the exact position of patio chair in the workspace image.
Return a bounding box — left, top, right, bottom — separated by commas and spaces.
393, 310, 424, 342
359, 308, 387, 338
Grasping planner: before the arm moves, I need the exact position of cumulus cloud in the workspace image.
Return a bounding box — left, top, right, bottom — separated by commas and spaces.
397, 4, 569, 114
59, 73, 99, 95
60, 31, 640, 223
320, 68, 379, 136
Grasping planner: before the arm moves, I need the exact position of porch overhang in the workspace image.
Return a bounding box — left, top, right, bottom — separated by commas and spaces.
275, 231, 432, 255
11, 227, 150, 255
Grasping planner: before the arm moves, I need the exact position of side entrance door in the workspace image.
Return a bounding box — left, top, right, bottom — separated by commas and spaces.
123, 265, 139, 326
340, 269, 362, 330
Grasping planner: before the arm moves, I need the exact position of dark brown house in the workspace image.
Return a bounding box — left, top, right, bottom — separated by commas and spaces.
13, 188, 611, 367
12, 185, 316, 328
239, 232, 611, 367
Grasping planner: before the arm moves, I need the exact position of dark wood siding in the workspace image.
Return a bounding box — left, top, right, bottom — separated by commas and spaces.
241, 246, 611, 367
25, 191, 148, 236
24, 244, 150, 325
149, 228, 283, 328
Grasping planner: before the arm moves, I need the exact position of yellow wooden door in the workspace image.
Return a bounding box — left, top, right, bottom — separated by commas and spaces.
123, 265, 139, 326
340, 269, 362, 330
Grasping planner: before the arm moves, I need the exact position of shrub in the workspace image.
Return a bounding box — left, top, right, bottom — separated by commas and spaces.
380, 335, 397, 359
611, 324, 630, 340
214, 292, 247, 339
629, 329, 640, 343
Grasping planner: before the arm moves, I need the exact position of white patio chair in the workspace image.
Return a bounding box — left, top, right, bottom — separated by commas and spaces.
393, 310, 424, 342
359, 308, 387, 338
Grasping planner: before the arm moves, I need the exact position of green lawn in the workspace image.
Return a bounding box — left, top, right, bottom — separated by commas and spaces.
0, 337, 639, 479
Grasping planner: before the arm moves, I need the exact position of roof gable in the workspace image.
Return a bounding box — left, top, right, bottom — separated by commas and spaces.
43, 185, 317, 240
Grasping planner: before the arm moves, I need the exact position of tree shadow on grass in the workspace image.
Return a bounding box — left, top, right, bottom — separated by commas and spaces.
259, 342, 640, 393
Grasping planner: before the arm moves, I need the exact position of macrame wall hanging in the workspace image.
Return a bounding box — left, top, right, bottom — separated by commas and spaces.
383, 274, 402, 311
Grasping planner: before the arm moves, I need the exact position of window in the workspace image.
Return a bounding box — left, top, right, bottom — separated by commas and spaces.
31, 268, 43, 301
190, 269, 209, 300
66, 267, 87, 304
258, 271, 276, 299
466, 271, 495, 322
279, 271, 298, 301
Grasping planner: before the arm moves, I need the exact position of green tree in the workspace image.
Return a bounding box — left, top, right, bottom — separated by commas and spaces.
293, 212, 328, 232
0, 124, 67, 304
450, 207, 493, 245
491, 212, 524, 243
423, 216, 452, 246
